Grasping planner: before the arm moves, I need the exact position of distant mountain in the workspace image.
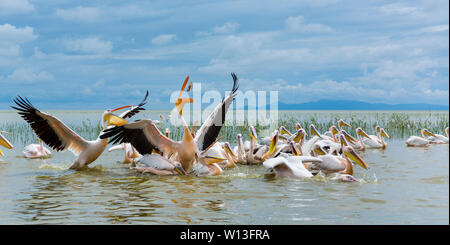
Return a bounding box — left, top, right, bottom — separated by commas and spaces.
275, 100, 449, 111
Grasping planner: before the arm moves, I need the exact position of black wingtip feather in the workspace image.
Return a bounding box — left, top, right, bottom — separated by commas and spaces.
230, 72, 239, 94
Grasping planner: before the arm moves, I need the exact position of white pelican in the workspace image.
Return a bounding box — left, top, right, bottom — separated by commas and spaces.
0, 130, 14, 156
405, 129, 436, 147
23, 139, 51, 159
363, 126, 390, 149
233, 134, 247, 164
263, 155, 323, 178
348, 128, 372, 151
427, 127, 449, 144
108, 143, 140, 163
192, 155, 226, 176
131, 154, 186, 176
311, 135, 370, 175
12, 96, 138, 170
101, 76, 197, 172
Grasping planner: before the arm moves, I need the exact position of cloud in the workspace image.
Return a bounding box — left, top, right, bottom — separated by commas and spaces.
65, 37, 113, 54
7, 68, 54, 83
0, 0, 34, 15
56, 6, 101, 22
0, 24, 37, 57
285, 16, 333, 33
0, 24, 37, 44
151, 34, 177, 45
418, 25, 449, 33
379, 3, 420, 15
213, 22, 240, 34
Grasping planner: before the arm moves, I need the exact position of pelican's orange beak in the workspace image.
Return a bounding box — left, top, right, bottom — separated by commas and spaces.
175, 76, 194, 115
111, 105, 132, 112
344, 149, 370, 170
0, 133, 14, 149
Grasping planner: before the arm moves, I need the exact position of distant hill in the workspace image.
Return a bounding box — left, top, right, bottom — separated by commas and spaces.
276, 100, 449, 111
237, 100, 449, 110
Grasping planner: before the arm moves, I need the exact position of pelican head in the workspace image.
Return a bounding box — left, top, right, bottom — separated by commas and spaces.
356, 127, 371, 139
269, 130, 279, 155
289, 141, 302, 156
342, 145, 370, 170
309, 124, 321, 138
376, 125, 381, 133
339, 134, 350, 147
339, 119, 352, 129
291, 128, 307, 143
330, 126, 339, 136
249, 126, 258, 144
103, 105, 133, 127
380, 128, 390, 139
222, 142, 237, 161
279, 126, 292, 136
421, 129, 436, 138
236, 134, 245, 155
296, 123, 302, 131
340, 130, 357, 145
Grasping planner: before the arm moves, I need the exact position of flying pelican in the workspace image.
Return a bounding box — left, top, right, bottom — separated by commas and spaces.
108, 143, 140, 163
363, 126, 390, 149
23, 139, 51, 159
405, 129, 436, 147
100, 76, 198, 172
12, 96, 139, 170
427, 127, 449, 144
0, 130, 14, 157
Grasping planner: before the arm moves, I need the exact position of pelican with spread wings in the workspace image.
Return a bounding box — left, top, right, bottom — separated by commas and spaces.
101, 74, 240, 173
12, 93, 148, 169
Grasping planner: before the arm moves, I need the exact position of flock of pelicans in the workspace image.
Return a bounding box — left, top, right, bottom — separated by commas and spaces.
0, 73, 449, 183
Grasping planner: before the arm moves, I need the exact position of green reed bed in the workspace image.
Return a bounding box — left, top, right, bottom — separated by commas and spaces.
1, 111, 448, 145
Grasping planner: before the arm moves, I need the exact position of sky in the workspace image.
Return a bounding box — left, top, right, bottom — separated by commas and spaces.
0, 0, 448, 110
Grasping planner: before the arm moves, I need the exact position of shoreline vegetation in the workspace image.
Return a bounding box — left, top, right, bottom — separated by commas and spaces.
1, 111, 448, 145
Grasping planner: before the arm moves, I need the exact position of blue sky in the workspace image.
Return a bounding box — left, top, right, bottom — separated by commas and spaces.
0, 0, 448, 109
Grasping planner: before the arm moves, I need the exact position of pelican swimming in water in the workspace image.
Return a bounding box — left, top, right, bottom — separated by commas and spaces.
23, 139, 51, 159
311, 135, 370, 175
0, 130, 14, 157
427, 127, 449, 144
108, 143, 140, 163
131, 154, 186, 175
12, 96, 143, 170
348, 128, 372, 151
362, 126, 390, 149
405, 129, 436, 147
263, 156, 317, 178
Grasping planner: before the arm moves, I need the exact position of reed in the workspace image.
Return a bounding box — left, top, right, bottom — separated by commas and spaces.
1, 111, 448, 145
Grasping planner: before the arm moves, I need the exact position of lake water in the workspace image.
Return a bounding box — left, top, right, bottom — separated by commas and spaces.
0, 110, 448, 224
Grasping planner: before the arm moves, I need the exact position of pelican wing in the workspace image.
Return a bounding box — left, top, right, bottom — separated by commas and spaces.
100, 119, 178, 155
195, 73, 239, 151
119, 90, 149, 119
12, 96, 88, 156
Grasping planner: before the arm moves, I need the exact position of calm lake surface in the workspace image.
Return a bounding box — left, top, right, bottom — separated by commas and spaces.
0, 110, 448, 224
